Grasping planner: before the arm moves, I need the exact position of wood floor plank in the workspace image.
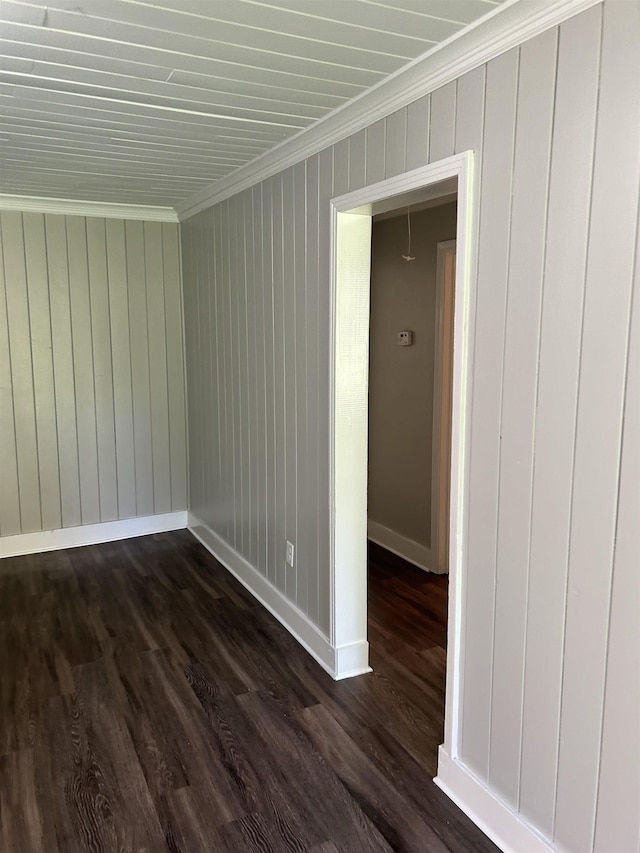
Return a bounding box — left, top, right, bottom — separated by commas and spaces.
0, 749, 45, 853
297, 703, 450, 853
0, 531, 497, 852
237, 690, 393, 852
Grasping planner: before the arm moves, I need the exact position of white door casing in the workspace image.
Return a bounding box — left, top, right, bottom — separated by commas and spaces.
329, 151, 475, 764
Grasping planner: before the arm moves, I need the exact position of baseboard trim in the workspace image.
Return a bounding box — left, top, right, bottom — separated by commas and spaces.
434, 747, 556, 853
0, 511, 188, 559
368, 519, 442, 573
188, 512, 370, 681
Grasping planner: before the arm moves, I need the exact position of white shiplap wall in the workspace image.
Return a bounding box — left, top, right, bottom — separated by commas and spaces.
0, 212, 187, 537
181, 2, 640, 850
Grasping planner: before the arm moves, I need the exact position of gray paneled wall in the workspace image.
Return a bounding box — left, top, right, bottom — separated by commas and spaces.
180, 2, 639, 851
0, 212, 187, 536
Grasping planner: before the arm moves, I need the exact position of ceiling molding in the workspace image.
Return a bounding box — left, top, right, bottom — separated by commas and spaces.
176, 0, 601, 221
0, 194, 179, 222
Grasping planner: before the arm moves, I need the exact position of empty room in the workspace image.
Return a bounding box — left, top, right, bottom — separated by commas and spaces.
0, 1, 638, 852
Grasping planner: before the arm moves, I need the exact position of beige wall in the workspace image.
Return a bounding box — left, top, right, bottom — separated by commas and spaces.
368, 202, 456, 554
0, 212, 187, 536
180, 3, 639, 850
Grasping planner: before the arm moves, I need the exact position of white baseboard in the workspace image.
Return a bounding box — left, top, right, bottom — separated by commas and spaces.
0, 511, 188, 559
368, 519, 443, 573
434, 747, 556, 853
188, 512, 371, 681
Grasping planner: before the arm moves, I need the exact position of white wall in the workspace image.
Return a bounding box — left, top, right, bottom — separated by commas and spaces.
180, 2, 640, 850
0, 212, 187, 538
368, 203, 457, 559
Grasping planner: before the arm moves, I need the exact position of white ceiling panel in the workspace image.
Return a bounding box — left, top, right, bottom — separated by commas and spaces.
0, 0, 505, 207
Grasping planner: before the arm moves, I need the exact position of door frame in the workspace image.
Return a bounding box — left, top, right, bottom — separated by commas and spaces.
328, 151, 475, 761
432, 239, 457, 575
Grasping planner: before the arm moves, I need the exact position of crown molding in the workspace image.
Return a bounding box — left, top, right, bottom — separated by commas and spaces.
0, 194, 179, 222
177, 0, 601, 221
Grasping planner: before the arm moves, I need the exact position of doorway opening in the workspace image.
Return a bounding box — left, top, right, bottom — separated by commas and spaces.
328, 153, 475, 773
367, 201, 457, 576
367, 195, 457, 777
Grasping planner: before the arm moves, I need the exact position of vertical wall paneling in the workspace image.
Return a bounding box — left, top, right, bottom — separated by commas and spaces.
385, 108, 407, 178
144, 222, 172, 515
105, 219, 136, 520
272, 175, 286, 590
216, 204, 226, 542
225, 200, 238, 545
593, 267, 640, 853
237, 193, 250, 558
461, 47, 519, 780
0, 220, 21, 536
348, 129, 366, 192
229, 196, 242, 552
204, 207, 214, 526
2, 212, 42, 532
293, 161, 308, 613
283, 167, 297, 602
228, 199, 237, 546
202, 209, 215, 530
67, 215, 101, 525
241, 191, 253, 563
317, 147, 334, 636
365, 119, 385, 186
191, 213, 203, 519
429, 82, 457, 163
454, 67, 485, 158
162, 222, 187, 513
262, 182, 276, 583
125, 220, 154, 516
518, 7, 602, 836
244, 191, 257, 568
201, 210, 211, 523
554, 1, 640, 848
182, 219, 199, 517
202, 211, 211, 524
405, 93, 430, 171
213, 206, 228, 537
85, 217, 118, 521
0, 212, 186, 540
253, 186, 267, 576
489, 27, 558, 805
212, 206, 222, 528
333, 138, 350, 196
22, 213, 62, 531
305, 156, 320, 625
188, 216, 199, 518
179, 4, 640, 848
191, 214, 201, 520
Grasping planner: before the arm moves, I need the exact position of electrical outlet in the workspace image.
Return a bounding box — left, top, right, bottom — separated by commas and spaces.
286, 540, 295, 568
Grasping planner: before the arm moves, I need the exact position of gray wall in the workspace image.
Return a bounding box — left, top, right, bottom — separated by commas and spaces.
0, 212, 187, 536
180, 3, 639, 851
368, 203, 457, 552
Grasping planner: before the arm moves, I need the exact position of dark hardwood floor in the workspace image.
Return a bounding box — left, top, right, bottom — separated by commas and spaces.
0, 531, 496, 853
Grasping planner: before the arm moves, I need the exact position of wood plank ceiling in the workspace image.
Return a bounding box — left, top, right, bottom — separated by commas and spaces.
0, 0, 504, 208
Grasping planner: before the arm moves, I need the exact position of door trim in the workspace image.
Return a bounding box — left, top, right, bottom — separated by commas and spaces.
329, 151, 475, 760
432, 239, 457, 574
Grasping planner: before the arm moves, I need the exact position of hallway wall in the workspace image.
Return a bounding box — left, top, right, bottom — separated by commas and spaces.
368, 202, 457, 565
